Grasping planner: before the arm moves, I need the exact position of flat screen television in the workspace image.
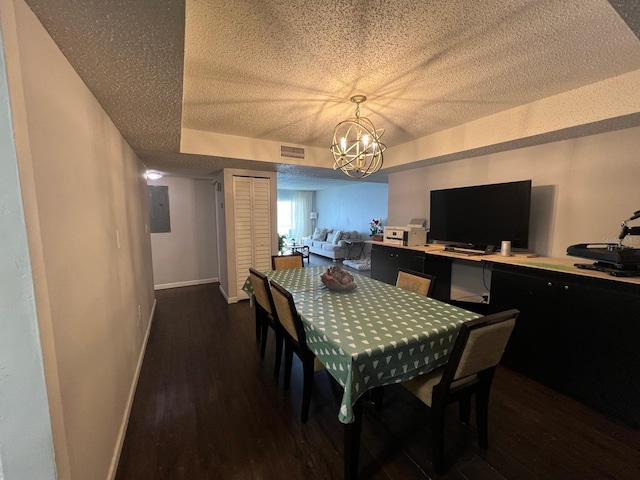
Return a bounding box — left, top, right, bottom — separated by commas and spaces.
429, 180, 532, 250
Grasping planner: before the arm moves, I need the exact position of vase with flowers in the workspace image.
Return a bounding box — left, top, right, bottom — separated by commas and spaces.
370, 218, 384, 241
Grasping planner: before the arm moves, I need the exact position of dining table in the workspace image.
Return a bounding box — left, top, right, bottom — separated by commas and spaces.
243, 265, 481, 479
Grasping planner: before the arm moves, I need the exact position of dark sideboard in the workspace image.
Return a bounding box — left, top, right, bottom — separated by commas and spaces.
369, 242, 640, 428
370, 243, 452, 301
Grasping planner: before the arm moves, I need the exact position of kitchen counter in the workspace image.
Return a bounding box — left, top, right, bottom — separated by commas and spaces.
365, 241, 640, 286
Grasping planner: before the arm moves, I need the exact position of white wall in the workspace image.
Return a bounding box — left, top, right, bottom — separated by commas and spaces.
388, 125, 640, 300
148, 177, 218, 289
315, 182, 389, 254
1, 1, 156, 479
0, 16, 57, 480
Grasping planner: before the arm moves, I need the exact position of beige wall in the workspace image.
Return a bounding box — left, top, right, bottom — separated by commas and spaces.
388, 125, 640, 300
0, 8, 57, 480
148, 176, 218, 288
389, 125, 640, 258
2, 1, 156, 479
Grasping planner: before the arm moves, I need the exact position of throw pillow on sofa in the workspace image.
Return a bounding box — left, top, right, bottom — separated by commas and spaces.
330, 230, 343, 244
312, 228, 328, 241
340, 231, 351, 241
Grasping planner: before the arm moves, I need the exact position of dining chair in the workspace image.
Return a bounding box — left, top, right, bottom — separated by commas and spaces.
402, 308, 519, 474
270, 279, 325, 423
272, 252, 304, 270
248, 268, 283, 378
368, 269, 436, 412
396, 268, 436, 297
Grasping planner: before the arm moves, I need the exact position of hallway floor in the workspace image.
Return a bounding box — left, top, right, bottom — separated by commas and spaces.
115, 281, 640, 479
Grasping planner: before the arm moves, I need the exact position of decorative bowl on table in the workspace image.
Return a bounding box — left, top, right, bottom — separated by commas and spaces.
320, 266, 357, 291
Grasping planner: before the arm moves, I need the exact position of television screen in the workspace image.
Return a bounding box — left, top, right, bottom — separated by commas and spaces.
429, 180, 532, 250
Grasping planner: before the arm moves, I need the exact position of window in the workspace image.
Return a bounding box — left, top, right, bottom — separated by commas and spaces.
277, 199, 294, 237
277, 190, 313, 243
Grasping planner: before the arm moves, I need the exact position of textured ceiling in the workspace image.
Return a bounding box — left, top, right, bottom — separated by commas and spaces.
24, 0, 640, 189
183, 0, 640, 148
26, 0, 185, 152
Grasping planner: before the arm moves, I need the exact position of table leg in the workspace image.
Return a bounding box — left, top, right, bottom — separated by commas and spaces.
344, 397, 363, 480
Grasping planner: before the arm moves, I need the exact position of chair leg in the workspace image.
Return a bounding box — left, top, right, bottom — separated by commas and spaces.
254, 306, 261, 342
459, 396, 471, 425
274, 328, 283, 378
431, 404, 447, 475
476, 387, 491, 449
301, 356, 314, 423
260, 322, 269, 359
283, 341, 293, 390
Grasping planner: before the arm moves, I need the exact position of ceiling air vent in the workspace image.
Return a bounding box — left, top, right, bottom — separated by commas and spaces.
280, 145, 305, 160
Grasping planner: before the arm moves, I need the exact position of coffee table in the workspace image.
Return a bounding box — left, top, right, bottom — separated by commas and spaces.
289, 243, 310, 264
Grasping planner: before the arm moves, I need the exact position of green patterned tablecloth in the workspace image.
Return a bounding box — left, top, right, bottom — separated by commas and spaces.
243, 266, 480, 423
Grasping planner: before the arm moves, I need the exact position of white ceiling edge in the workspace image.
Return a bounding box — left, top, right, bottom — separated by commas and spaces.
385, 69, 640, 168
180, 128, 331, 166
179, 70, 640, 173
144, 69, 640, 189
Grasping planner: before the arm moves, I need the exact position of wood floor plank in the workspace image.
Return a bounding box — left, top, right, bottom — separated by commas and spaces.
116, 257, 640, 480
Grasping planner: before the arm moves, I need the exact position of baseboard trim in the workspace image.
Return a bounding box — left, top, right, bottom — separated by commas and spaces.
106, 298, 156, 480
154, 278, 218, 290
219, 283, 230, 302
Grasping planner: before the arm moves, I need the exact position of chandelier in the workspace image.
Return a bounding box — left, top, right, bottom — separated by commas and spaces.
330, 95, 386, 179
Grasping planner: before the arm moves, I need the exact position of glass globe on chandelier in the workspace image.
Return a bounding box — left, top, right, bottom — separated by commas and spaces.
330, 95, 386, 179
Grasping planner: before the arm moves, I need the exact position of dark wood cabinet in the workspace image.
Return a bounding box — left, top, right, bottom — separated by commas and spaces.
370, 244, 452, 300
371, 243, 425, 284
369, 244, 640, 427
423, 255, 453, 301
490, 264, 640, 427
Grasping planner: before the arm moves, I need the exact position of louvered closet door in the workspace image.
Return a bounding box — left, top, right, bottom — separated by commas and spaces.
233, 176, 271, 299
251, 178, 271, 271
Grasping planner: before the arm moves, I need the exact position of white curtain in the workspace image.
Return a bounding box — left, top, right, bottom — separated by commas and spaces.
292, 191, 313, 243
277, 190, 313, 243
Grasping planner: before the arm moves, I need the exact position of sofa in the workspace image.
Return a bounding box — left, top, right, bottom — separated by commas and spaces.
302, 228, 361, 261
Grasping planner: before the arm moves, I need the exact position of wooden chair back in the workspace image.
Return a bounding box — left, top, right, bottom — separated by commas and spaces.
396, 268, 436, 297
269, 280, 307, 345
441, 309, 519, 387
249, 268, 275, 316
402, 308, 519, 473
272, 253, 304, 270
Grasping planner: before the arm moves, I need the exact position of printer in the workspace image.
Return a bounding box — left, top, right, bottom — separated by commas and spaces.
384, 218, 428, 246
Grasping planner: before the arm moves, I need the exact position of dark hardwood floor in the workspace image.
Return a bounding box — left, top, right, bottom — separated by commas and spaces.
116, 259, 640, 479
